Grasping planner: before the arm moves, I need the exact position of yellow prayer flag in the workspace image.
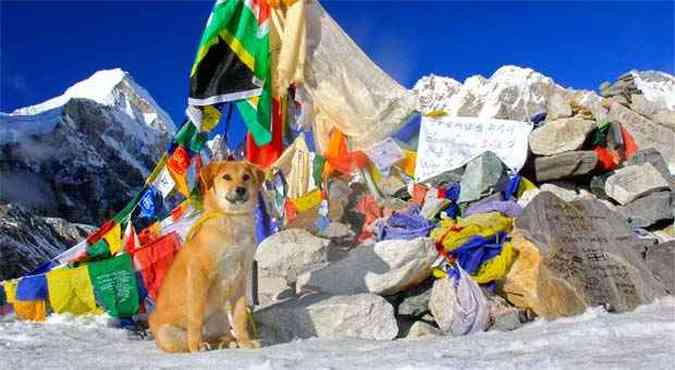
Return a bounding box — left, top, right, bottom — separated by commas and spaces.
104, 223, 123, 256
46, 266, 100, 316
4, 280, 17, 304
290, 189, 322, 213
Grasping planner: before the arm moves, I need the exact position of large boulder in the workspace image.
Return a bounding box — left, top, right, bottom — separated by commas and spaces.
256, 229, 330, 284
534, 151, 598, 182
606, 100, 675, 173
617, 191, 673, 228
254, 293, 398, 345
501, 192, 667, 319
604, 163, 669, 205
644, 241, 675, 294
458, 151, 506, 204
528, 118, 595, 156
255, 229, 330, 306
297, 238, 437, 296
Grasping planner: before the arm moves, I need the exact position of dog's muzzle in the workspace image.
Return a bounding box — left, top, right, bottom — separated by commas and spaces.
226, 187, 249, 204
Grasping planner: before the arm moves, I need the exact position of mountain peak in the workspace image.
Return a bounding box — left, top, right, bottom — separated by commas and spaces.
10, 68, 129, 116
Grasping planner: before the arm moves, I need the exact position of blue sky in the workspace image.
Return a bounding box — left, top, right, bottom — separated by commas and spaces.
2, 0, 674, 125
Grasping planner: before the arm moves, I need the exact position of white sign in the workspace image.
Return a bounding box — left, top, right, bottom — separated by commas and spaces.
414, 116, 533, 181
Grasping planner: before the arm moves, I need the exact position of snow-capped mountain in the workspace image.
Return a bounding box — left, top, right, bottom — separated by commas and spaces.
413, 65, 576, 120
0, 68, 175, 225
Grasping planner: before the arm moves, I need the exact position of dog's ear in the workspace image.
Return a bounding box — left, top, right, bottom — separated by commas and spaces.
200, 161, 228, 190
246, 162, 266, 185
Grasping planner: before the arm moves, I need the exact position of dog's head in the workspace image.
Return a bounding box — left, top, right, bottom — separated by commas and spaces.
200, 160, 265, 214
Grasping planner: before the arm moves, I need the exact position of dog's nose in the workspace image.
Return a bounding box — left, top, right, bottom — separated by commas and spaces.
235, 187, 247, 197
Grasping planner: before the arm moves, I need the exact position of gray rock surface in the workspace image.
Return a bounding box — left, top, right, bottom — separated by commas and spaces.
429, 277, 457, 333
644, 241, 675, 294
0, 203, 94, 280
618, 191, 673, 228
546, 93, 573, 121
256, 229, 330, 284
397, 279, 433, 317
508, 192, 667, 318
624, 148, 673, 184
405, 321, 443, 338
605, 163, 669, 205
534, 151, 598, 182
528, 118, 595, 155
255, 293, 398, 345
297, 238, 437, 296
607, 100, 675, 173
458, 151, 506, 203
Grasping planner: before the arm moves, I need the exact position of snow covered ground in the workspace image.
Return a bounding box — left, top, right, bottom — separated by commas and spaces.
1, 297, 674, 370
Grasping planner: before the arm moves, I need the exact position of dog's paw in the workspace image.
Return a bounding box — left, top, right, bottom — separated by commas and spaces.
237, 339, 261, 349
199, 342, 213, 352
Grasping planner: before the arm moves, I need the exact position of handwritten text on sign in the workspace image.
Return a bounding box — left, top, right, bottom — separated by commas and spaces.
414, 116, 533, 181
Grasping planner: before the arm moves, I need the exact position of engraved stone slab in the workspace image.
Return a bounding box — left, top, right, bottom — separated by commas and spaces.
529, 118, 595, 155
504, 192, 666, 319
534, 151, 598, 182
605, 163, 669, 205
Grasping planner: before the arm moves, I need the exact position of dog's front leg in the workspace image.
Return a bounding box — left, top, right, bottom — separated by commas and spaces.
187, 263, 209, 352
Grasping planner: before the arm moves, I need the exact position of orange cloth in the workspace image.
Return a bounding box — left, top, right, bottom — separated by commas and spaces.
14, 300, 47, 322
247, 97, 284, 168
411, 184, 428, 205
322, 129, 369, 178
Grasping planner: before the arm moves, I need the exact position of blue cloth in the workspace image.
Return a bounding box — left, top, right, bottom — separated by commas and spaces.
464, 199, 523, 218
16, 274, 48, 301
139, 187, 161, 219
255, 192, 273, 245
450, 232, 507, 274
531, 111, 547, 126
0, 285, 6, 306
28, 260, 59, 276
375, 205, 435, 241
444, 183, 461, 219
501, 175, 522, 201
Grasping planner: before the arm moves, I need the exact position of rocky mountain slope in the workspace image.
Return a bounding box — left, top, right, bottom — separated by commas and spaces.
0, 68, 175, 225
0, 69, 175, 279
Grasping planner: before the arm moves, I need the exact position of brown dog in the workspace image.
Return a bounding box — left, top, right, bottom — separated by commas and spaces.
149, 160, 264, 353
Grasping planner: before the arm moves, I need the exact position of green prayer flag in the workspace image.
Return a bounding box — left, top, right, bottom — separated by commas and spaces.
88, 254, 139, 317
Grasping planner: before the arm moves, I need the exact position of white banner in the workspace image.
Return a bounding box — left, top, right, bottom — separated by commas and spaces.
414, 116, 533, 181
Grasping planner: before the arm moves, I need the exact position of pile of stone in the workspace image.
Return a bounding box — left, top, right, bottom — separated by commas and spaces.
250, 70, 674, 345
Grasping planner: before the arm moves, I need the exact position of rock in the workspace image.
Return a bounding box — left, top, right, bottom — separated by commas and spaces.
540, 183, 580, 202
327, 179, 351, 221
320, 222, 356, 262
458, 151, 506, 203
297, 238, 437, 296
546, 93, 573, 120
624, 148, 673, 185
528, 118, 595, 155
605, 163, 669, 205
590, 172, 614, 199
397, 278, 433, 317
502, 192, 667, 319
257, 276, 292, 306
405, 321, 443, 338
0, 203, 95, 280
606, 100, 675, 173
487, 294, 523, 332
256, 229, 330, 284
429, 277, 457, 333
534, 151, 598, 182
644, 241, 675, 294
254, 293, 398, 345
618, 191, 673, 228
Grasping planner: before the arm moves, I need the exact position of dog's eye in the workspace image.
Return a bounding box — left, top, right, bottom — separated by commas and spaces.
242, 174, 250, 182
222, 174, 232, 181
